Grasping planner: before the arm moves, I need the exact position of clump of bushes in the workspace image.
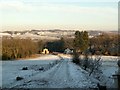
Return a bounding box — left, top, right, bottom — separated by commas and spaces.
82, 55, 102, 76
72, 51, 102, 76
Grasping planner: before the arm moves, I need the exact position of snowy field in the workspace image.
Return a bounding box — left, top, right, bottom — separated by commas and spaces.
1, 55, 119, 89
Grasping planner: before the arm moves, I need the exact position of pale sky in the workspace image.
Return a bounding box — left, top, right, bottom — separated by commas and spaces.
0, 0, 119, 31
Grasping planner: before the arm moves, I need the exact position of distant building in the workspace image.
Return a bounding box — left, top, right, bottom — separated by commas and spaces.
64, 48, 73, 54
42, 48, 49, 54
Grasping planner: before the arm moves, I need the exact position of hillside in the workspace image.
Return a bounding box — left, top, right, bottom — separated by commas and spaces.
1, 30, 118, 40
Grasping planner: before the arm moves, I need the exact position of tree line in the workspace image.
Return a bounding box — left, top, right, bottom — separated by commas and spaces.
89, 33, 120, 56
2, 37, 43, 60
2, 31, 119, 60
63, 31, 120, 56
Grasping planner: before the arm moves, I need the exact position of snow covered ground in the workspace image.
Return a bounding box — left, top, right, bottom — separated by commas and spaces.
1, 55, 119, 89
2, 55, 60, 88
100, 56, 118, 88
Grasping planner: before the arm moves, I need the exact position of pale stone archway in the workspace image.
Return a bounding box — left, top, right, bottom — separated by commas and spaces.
42, 48, 49, 54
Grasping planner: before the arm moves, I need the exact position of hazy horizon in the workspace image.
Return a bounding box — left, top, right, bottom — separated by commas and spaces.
1, 28, 118, 32
0, 0, 119, 31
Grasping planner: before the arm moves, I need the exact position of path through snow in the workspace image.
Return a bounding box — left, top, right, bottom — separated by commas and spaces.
6, 56, 99, 88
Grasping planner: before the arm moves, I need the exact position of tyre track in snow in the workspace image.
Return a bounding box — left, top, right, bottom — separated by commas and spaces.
47, 58, 74, 88
47, 57, 83, 88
